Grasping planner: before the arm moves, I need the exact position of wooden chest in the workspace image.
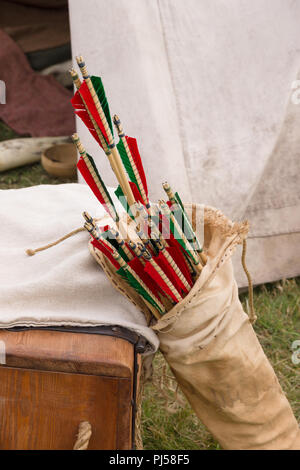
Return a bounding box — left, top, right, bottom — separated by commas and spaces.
0, 326, 144, 450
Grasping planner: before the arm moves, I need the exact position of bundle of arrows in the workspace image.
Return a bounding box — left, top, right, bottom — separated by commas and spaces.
70, 56, 207, 320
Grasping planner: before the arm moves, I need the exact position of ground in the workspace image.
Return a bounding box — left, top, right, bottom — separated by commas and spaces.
0, 120, 299, 450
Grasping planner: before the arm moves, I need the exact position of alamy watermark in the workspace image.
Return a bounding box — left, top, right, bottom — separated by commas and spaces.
291, 340, 300, 365
0, 80, 6, 104
98, 198, 205, 251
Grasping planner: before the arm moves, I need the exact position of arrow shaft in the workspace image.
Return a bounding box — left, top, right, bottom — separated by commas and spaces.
159, 201, 202, 273
76, 57, 136, 208
114, 116, 148, 206
113, 251, 165, 316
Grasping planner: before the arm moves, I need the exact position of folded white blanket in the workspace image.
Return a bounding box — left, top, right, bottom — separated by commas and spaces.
0, 183, 159, 353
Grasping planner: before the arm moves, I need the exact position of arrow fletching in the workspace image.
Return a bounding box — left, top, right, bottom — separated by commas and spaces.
91, 76, 114, 137
73, 134, 119, 222
127, 136, 148, 200
117, 267, 164, 316
91, 238, 120, 269
71, 91, 104, 150
114, 115, 149, 206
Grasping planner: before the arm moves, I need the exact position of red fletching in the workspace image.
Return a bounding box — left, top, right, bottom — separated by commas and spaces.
98, 224, 110, 232
91, 238, 120, 269
144, 262, 179, 303
71, 90, 85, 109
126, 136, 148, 199
77, 157, 104, 203
158, 211, 193, 286
128, 258, 162, 302
76, 110, 103, 148
71, 92, 103, 149
98, 238, 113, 253
167, 242, 193, 286
77, 157, 113, 217
156, 252, 189, 294
78, 81, 110, 144
129, 181, 144, 204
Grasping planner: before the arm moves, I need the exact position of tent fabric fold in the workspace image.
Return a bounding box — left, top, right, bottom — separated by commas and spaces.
69, 0, 300, 287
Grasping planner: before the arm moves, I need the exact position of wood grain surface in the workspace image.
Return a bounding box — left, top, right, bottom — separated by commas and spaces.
0, 329, 134, 377
0, 329, 136, 449
0, 366, 132, 449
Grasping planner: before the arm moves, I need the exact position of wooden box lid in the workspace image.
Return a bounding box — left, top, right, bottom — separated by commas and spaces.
0, 329, 134, 378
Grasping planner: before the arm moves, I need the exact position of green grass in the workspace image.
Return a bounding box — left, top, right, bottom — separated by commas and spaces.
0, 121, 76, 189
1, 120, 299, 450
0, 120, 20, 141
142, 278, 300, 449
0, 161, 76, 189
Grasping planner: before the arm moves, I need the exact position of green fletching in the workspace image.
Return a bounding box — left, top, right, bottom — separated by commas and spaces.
114, 185, 124, 199
174, 192, 184, 210
91, 76, 113, 136
117, 139, 139, 188
118, 246, 128, 261
170, 211, 202, 261
114, 185, 134, 219
86, 153, 102, 181
176, 204, 202, 252
172, 205, 195, 244
182, 212, 202, 252
86, 153, 119, 221
116, 267, 128, 281
114, 185, 127, 211
105, 230, 129, 261
170, 216, 188, 251
171, 194, 202, 251
116, 267, 164, 314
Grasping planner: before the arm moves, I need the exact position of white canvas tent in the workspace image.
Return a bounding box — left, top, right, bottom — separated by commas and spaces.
69, 0, 300, 287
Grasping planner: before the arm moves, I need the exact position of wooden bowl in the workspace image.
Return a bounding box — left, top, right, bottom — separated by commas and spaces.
41, 143, 77, 178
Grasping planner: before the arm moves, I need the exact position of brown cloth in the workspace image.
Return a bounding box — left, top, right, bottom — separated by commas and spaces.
92, 204, 300, 450
0, 30, 75, 137
0, 0, 69, 53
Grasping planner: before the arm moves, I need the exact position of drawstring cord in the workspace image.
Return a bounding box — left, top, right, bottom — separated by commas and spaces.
26, 227, 85, 256
241, 239, 257, 324
26, 220, 256, 326
73, 421, 92, 450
